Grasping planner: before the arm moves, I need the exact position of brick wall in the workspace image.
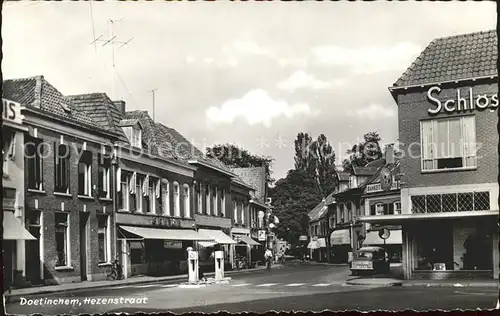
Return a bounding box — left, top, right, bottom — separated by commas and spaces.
25, 126, 114, 284
396, 81, 498, 188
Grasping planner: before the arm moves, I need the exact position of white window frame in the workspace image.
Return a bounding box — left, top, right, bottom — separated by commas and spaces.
135, 175, 143, 213
173, 182, 180, 217
98, 156, 110, 199
162, 180, 171, 216
131, 127, 142, 148
145, 177, 156, 214
213, 186, 218, 216
375, 203, 385, 216
78, 152, 92, 197
183, 184, 191, 218
27, 137, 44, 191
394, 201, 402, 214
55, 212, 71, 268
420, 116, 477, 172
2, 130, 16, 177
54, 143, 70, 194
118, 170, 130, 212
98, 214, 111, 264
233, 201, 238, 223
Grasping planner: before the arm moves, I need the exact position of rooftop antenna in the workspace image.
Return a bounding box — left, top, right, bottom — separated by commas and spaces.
89, 17, 134, 100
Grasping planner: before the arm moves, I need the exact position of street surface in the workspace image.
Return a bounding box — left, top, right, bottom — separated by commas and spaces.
4, 262, 498, 315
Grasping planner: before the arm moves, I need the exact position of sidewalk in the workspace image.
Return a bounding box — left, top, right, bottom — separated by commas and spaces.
5, 264, 279, 300
346, 276, 498, 288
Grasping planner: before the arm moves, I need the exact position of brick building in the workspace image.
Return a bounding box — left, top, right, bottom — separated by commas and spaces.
360, 30, 499, 279
3, 76, 121, 285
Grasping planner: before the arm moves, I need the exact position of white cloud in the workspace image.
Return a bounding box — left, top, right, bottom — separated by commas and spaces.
185, 55, 196, 64
231, 40, 273, 56
312, 42, 422, 74
277, 57, 308, 68
346, 104, 396, 120
277, 70, 347, 92
203, 57, 214, 64
206, 89, 317, 127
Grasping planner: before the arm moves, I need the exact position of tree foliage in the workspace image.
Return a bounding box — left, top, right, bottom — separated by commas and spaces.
205, 143, 275, 184
342, 132, 383, 173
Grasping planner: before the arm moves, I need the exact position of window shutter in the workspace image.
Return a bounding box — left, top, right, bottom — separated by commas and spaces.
370, 204, 376, 215
388, 203, 394, 215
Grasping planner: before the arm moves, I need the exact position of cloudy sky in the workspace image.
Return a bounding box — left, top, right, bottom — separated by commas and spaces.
3, 1, 496, 180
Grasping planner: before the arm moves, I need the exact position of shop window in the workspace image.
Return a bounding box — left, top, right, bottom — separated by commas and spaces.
117, 170, 129, 211
415, 224, 453, 271
78, 150, 92, 197
54, 144, 70, 194
129, 241, 145, 264
26, 137, 44, 191
98, 214, 110, 263
461, 230, 493, 270
55, 212, 70, 267
2, 129, 16, 176
183, 184, 191, 218
98, 154, 111, 199
421, 116, 476, 171
412, 192, 490, 213
173, 182, 180, 217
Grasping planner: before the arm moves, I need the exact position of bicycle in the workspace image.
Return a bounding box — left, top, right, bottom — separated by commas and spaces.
105, 257, 124, 280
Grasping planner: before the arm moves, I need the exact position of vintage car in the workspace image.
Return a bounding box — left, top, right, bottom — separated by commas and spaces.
350, 246, 390, 276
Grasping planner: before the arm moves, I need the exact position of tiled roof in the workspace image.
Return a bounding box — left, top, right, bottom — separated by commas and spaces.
232, 175, 256, 191
118, 119, 140, 127
3, 76, 100, 128
309, 192, 335, 222
364, 159, 401, 188
232, 167, 267, 201
365, 158, 386, 168
337, 172, 350, 182
352, 166, 379, 176
66, 93, 125, 138
393, 30, 497, 87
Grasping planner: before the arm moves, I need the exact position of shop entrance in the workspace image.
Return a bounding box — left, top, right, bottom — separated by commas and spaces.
25, 212, 42, 284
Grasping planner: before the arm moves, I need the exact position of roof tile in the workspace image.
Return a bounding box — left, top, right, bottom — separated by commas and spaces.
393, 30, 496, 87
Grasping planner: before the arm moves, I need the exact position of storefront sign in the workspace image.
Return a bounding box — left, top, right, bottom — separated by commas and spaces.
258, 230, 267, 241
427, 86, 498, 114
378, 228, 391, 240
299, 235, 308, 241
164, 241, 183, 249
2, 98, 24, 125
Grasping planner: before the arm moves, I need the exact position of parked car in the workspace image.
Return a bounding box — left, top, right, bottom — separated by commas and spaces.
350, 246, 390, 276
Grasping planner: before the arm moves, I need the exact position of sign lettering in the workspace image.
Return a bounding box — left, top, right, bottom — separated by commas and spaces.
2, 98, 24, 125
427, 86, 498, 114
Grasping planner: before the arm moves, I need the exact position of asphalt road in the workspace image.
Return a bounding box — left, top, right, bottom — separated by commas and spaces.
4, 262, 498, 315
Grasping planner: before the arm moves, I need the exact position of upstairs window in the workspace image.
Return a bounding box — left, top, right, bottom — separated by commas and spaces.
173, 182, 180, 217
213, 186, 218, 216
183, 184, 191, 218
221, 189, 226, 216
233, 201, 238, 223
54, 143, 70, 194
162, 179, 170, 216
98, 153, 111, 199
421, 116, 476, 171
26, 137, 44, 191
78, 150, 92, 197
394, 202, 402, 214
142, 176, 155, 214
135, 175, 144, 213
197, 182, 203, 214
240, 202, 245, 225
117, 169, 130, 211
205, 184, 211, 215
131, 127, 142, 148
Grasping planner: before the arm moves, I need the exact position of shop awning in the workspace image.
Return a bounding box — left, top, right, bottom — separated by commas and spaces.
307, 240, 319, 249
3, 211, 36, 240
237, 235, 261, 246
119, 225, 215, 241
317, 238, 327, 248
198, 229, 237, 244
330, 229, 350, 245
363, 230, 402, 246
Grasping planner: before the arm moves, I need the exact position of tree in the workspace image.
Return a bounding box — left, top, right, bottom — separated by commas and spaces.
269, 169, 323, 246
294, 133, 338, 198
342, 131, 383, 173
206, 143, 275, 184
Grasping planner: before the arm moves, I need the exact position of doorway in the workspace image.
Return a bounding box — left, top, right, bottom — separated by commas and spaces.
79, 212, 90, 281
25, 212, 42, 284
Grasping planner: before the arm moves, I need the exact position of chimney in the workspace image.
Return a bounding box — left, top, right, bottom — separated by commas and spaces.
385, 144, 395, 164
33, 75, 43, 108
113, 100, 126, 115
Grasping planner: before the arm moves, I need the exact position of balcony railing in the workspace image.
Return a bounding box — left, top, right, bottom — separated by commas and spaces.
365, 181, 400, 193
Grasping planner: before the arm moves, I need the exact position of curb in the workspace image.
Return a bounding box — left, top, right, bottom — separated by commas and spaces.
345, 280, 403, 287
402, 283, 498, 288
5, 267, 267, 303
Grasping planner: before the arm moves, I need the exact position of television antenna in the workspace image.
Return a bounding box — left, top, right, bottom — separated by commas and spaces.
89, 18, 134, 99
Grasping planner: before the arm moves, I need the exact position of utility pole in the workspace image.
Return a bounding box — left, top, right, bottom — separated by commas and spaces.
150, 89, 158, 121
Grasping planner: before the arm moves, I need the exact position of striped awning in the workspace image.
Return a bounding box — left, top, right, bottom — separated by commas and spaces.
197, 229, 236, 248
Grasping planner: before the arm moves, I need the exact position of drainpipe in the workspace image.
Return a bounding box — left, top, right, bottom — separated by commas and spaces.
111, 146, 118, 264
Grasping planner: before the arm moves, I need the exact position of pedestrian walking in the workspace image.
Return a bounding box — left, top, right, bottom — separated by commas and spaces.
265, 248, 273, 271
